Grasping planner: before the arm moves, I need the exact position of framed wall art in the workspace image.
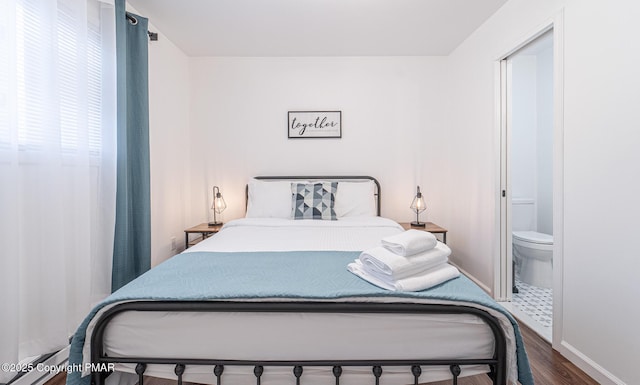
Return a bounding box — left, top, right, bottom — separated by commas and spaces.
288, 111, 342, 139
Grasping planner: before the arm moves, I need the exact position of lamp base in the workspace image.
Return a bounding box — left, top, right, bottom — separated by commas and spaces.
208, 221, 223, 227
410, 221, 426, 228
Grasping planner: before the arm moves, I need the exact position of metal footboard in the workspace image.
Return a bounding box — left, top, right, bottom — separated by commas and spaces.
90, 301, 507, 385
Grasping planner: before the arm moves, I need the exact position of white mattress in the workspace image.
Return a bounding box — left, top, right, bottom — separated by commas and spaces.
85, 217, 518, 384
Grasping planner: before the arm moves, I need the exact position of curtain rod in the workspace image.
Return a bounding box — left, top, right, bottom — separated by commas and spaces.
126, 13, 158, 41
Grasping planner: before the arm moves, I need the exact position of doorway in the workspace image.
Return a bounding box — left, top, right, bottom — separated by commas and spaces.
497, 23, 563, 344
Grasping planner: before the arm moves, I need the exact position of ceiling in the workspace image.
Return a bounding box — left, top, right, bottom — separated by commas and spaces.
127, 0, 509, 57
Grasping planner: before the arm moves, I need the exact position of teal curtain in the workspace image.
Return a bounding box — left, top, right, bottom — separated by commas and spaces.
112, 0, 151, 292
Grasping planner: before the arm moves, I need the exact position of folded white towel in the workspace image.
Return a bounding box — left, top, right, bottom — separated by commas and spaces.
381, 229, 438, 256
348, 260, 460, 292
359, 242, 451, 280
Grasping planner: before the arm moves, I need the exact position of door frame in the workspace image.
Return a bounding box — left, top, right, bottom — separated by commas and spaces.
493, 10, 564, 347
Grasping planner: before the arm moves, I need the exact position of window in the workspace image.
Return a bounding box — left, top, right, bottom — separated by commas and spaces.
1, 0, 112, 156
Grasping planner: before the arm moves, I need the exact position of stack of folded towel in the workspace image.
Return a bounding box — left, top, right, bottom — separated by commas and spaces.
348, 229, 460, 292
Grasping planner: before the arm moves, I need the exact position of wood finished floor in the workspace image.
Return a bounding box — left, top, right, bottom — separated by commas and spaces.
45, 322, 598, 385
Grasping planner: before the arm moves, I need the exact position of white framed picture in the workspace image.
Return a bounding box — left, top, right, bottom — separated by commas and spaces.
288, 111, 342, 139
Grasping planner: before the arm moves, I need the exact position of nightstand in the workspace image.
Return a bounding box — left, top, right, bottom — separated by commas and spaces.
184, 223, 222, 249
399, 222, 448, 244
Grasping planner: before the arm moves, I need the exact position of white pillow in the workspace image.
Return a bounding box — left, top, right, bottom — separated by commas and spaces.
246, 179, 310, 218
334, 180, 377, 217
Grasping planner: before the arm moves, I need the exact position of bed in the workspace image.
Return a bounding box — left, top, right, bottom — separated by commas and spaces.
67, 176, 533, 385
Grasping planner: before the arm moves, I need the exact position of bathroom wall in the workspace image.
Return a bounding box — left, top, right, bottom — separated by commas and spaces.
510, 54, 538, 214
536, 46, 553, 235
509, 35, 553, 235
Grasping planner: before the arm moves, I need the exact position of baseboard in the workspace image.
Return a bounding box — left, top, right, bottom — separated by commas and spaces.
559, 340, 627, 385
449, 261, 493, 295
10, 347, 69, 385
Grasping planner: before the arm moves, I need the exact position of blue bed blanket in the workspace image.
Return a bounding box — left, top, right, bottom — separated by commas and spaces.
67, 251, 533, 385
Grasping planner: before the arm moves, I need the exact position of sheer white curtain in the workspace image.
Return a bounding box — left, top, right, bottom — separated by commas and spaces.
0, 0, 116, 381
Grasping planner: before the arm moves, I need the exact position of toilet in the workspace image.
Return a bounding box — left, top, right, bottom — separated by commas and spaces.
513, 231, 553, 288
512, 199, 553, 289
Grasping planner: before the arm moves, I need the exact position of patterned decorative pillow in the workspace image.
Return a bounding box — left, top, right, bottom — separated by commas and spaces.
291, 182, 338, 220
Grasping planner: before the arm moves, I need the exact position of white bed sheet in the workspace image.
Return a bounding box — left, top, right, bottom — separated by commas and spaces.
184, 217, 406, 253
87, 217, 518, 384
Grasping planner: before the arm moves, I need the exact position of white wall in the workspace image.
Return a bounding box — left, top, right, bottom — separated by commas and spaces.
446, 0, 640, 384
510, 47, 554, 235
536, 46, 553, 235
561, 1, 640, 381
188, 57, 449, 224
510, 54, 538, 204
146, 24, 191, 266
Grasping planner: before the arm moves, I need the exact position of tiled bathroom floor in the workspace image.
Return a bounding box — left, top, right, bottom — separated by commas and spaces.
512, 277, 553, 328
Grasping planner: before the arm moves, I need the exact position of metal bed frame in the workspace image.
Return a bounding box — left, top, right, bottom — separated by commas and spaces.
88, 176, 509, 385
246, 176, 382, 216
90, 302, 507, 385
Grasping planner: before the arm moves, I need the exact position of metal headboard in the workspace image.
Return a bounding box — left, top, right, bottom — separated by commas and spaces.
246, 176, 381, 216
